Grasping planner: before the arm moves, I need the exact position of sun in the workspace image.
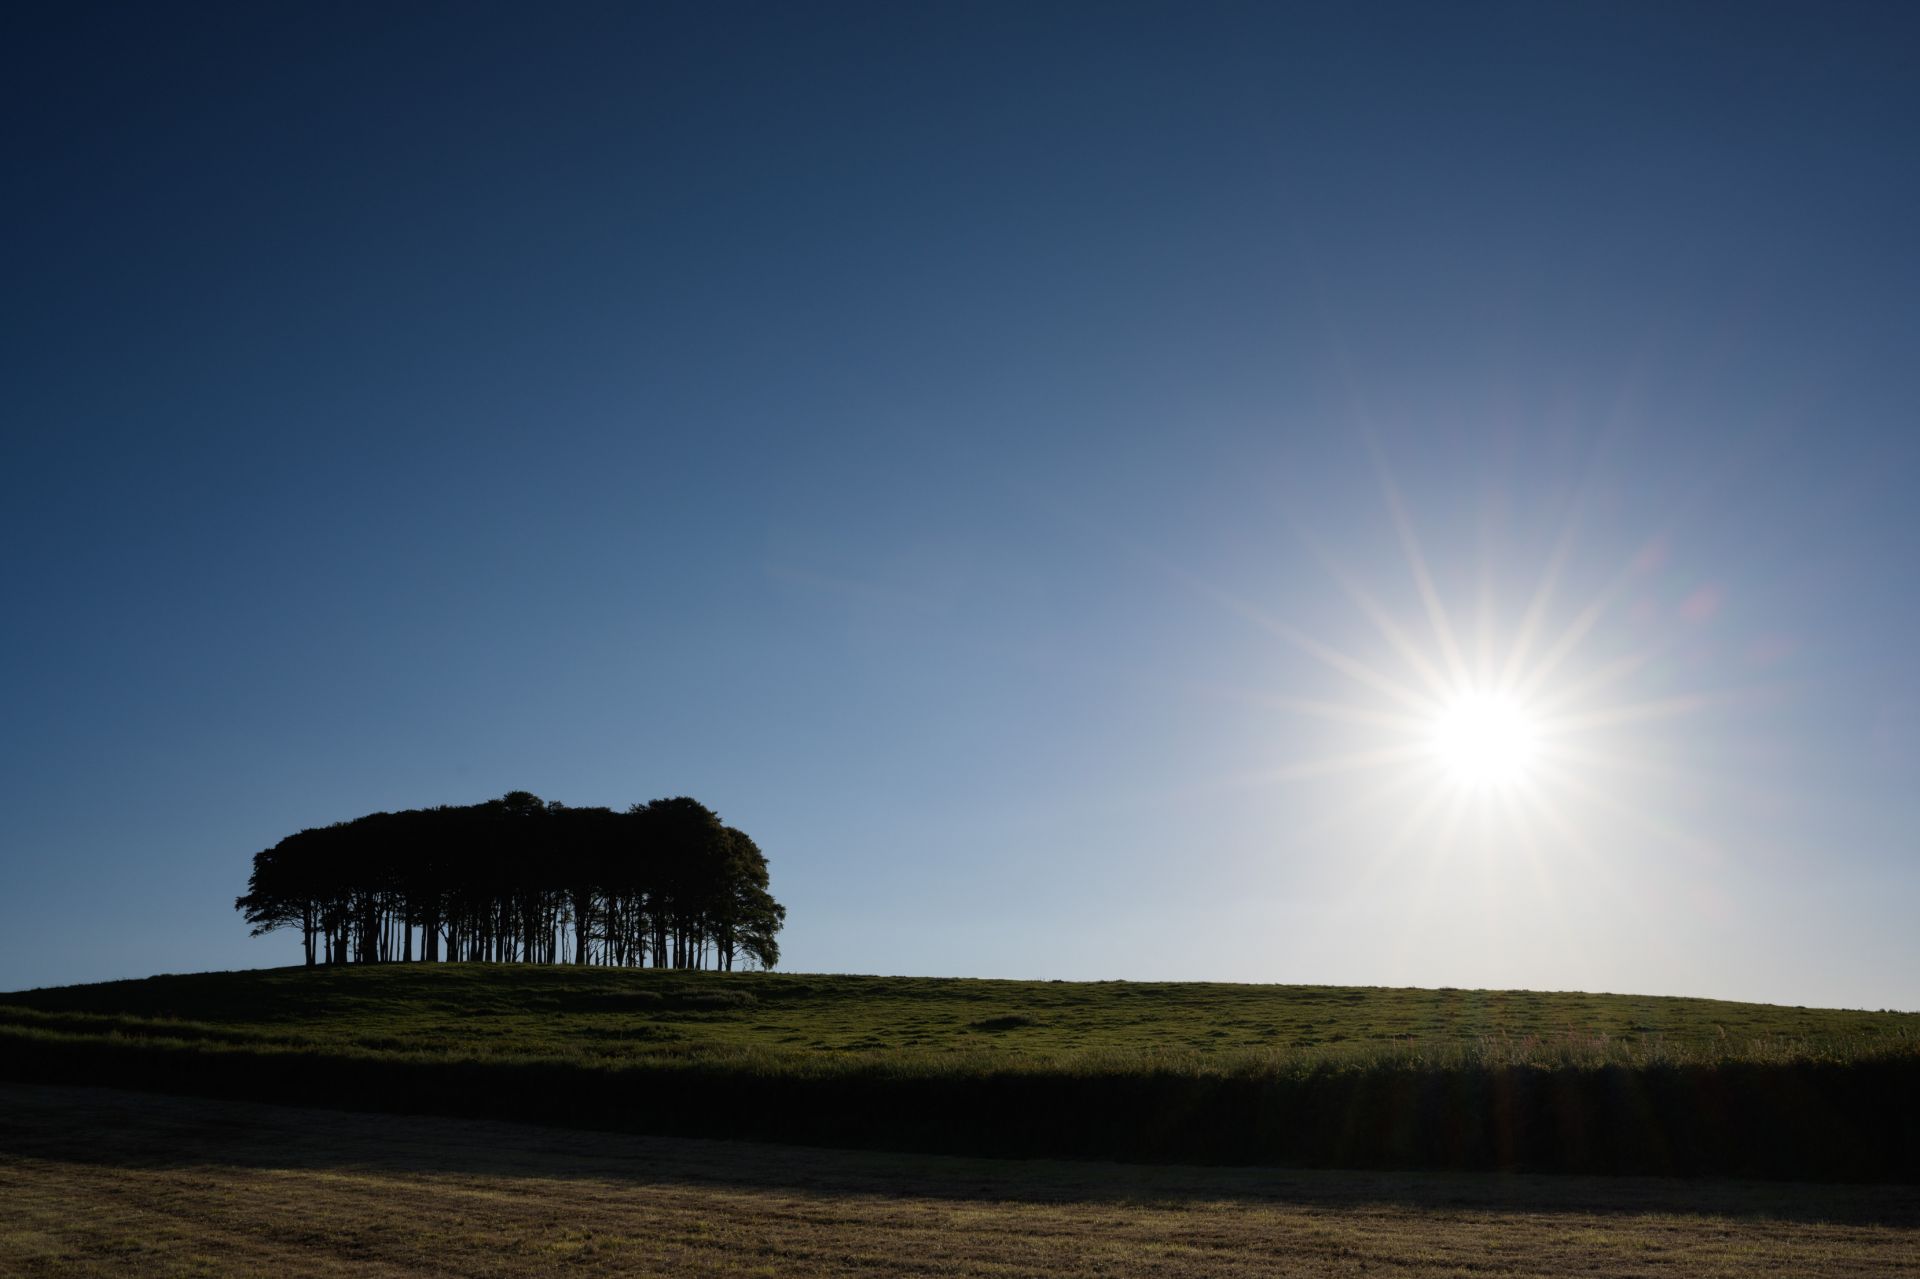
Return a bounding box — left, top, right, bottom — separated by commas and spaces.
1174, 442, 1714, 864
1429, 690, 1539, 788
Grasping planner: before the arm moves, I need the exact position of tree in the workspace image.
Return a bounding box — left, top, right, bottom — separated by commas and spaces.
234, 792, 785, 970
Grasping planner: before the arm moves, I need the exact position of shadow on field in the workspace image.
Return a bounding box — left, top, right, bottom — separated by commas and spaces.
3, 1084, 1915, 1229
11, 1023, 1918, 1182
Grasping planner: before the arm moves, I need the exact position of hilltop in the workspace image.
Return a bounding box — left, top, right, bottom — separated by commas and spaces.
3, 964, 1911, 1067
4, 966, 1916, 1179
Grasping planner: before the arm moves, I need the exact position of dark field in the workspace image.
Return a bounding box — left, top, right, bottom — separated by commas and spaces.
4, 1084, 1918, 1277
3, 966, 1916, 1178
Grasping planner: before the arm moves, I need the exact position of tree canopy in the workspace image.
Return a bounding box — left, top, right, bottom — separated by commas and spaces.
235, 792, 784, 970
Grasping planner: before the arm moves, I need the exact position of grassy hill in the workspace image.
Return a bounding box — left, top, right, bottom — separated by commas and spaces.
4, 965, 1917, 1179
3, 964, 1914, 1068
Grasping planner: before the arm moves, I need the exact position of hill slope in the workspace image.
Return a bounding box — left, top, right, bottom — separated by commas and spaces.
5, 964, 1912, 1066
4, 966, 1916, 1179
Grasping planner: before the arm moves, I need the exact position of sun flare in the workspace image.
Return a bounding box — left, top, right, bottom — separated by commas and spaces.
1429, 691, 1539, 788
1189, 446, 1717, 874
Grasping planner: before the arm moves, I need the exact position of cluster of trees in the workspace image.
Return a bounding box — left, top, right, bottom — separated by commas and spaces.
235, 792, 784, 971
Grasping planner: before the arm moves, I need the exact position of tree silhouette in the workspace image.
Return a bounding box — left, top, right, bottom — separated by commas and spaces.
234, 793, 784, 969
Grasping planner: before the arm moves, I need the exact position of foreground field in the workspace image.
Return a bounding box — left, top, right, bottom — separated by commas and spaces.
4, 967, 1917, 1178
4, 1084, 1918, 1278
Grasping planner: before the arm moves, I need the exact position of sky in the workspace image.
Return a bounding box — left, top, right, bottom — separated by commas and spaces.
3, 1, 1917, 1009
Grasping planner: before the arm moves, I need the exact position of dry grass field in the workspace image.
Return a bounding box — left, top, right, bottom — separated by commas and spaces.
3, 1084, 1916, 1278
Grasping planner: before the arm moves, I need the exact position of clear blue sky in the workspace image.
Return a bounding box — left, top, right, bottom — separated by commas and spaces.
4, 2, 1916, 1008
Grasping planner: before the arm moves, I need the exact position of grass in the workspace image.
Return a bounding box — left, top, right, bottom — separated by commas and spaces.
5, 963, 1913, 1068
3, 965, 1918, 1178
5, 1083, 1919, 1277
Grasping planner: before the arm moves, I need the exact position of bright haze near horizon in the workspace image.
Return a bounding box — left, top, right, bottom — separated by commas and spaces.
3, 2, 1917, 1009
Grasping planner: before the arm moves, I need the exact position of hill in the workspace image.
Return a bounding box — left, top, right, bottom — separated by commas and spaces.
4, 966, 1916, 1180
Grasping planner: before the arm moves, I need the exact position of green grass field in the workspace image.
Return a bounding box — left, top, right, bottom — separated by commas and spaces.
4, 966, 1917, 1179
5, 963, 1913, 1068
